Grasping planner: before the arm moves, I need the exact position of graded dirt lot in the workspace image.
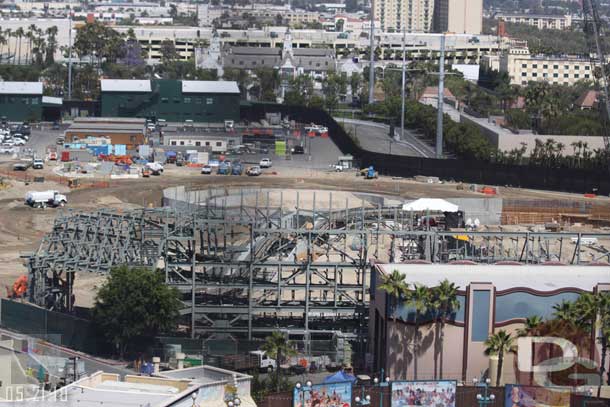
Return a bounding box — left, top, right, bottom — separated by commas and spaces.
1, 161, 609, 307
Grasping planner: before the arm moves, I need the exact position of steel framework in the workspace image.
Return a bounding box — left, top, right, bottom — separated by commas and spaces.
26, 189, 610, 343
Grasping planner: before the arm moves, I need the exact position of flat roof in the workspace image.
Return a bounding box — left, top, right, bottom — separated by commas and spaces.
182, 81, 240, 94
42, 96, 62, 105
0, 81, 43, 95
67, 122, 145, 132
101, 79, 152, 93
377, 264, 610, 291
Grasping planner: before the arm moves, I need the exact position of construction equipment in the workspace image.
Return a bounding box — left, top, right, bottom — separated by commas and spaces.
365, 166, 378, 179
6, 275, 27, 298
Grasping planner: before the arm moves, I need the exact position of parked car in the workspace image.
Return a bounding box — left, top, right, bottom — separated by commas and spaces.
201, 165, 212, 174
33, 159, 44, 169
259, 158, 272, 168
246, 166, 261, 176
145, 162, 164, 175
13, 138, 25, 146
291, 145, 305, 154
56, 137, 65, 145
52, 121, 60, 130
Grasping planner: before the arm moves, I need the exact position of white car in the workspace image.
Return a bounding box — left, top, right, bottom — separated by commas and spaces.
2, 139, 15, 147
13, 138, 25, 146
0, 146, 15, 154
259, 158, 272, 168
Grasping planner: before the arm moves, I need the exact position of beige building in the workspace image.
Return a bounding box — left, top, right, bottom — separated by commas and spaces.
500, 47, 594, 86
373, 0, 434, 33
445, 0, 483, 34
494, 13, 572, 30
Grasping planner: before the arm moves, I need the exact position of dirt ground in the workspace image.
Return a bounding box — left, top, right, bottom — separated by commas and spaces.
1, 163, 609, 307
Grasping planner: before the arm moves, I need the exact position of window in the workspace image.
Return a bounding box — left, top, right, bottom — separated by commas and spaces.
216, 141, 222, 147
574, 74, 579, 78
521, 72, 527, 77
161, 97, 169, 103
31, 97, 38, 105
195, 141, 201, 146
180, 141, 185, 146
171, 140, 177, 146
174, 98, 180, 103
564, 73, 569, 78
585, 65, 591, 70
585, 74, 590, 79
196, 98, 202, 104
553, 73, 558, 78
252, 61, 257, 65
22, 98, 29, 105
543, 64, 548, 69
574, 65, 579, 70
553, 64, 559, 69
206, 98, 213, 105
532, 72, 537, 77
564, 65, 569, 70
183, 97, 191, 104
532, 64, 537, 68
205, 141, 211, 146
521, 63, 527, 68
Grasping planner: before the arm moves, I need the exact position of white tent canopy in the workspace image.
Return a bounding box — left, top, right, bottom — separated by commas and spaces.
402, 198, 459, 212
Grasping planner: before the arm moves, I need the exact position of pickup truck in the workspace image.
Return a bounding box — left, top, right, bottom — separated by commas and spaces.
259, 158, 272, 168
33, 159, 44, 169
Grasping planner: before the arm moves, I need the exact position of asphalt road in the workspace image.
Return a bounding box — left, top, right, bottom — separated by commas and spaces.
335, 118, 435, 158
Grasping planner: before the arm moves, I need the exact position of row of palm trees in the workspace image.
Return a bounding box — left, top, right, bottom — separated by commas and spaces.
0, 25, 58, 66
378, 270, 461, 381
484, 292, 610, 393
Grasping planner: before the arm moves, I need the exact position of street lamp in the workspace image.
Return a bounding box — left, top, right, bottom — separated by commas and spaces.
473, 378, 495, 406
295, 381, 313, 407
355, 394, 371, 407
228, 397, 241, 407
373, 375, 390, 407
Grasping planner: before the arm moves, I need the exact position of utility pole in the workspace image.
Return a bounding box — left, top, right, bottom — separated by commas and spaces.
400, 25, 406, 141
435, 34, 445, 159
368, 8, 375, 104
67, 12, 73, 100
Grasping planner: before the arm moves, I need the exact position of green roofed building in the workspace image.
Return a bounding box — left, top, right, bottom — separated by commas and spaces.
100, 79, 240, 123
0, 82, 43, 122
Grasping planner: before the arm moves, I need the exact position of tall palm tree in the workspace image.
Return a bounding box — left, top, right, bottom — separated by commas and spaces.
378, 269, 408, 322
517, 315, 543, 337
26, 24, 37, 64
15, 27, 24, 65
484, 330, 513, 386
407, 284, 431, 380
0, 32, 6, 64
553, 299, 577, 322
261, 331, 296, 392
431, 279, 460, 380
4, 29, 12, 64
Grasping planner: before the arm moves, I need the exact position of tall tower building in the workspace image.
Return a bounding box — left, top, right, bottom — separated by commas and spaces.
433, 0, 482, 34
373, 0, 434, 33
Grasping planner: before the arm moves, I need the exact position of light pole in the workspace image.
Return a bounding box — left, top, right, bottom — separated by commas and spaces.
295, 380, 313, 407
400, 25, 406, 142
373, 374, 390, 407
67, 11, 73, 100
227, 397, 241, 407
355, 393, 371, 407
473, 378, 495, 407
435, 33, 446, 159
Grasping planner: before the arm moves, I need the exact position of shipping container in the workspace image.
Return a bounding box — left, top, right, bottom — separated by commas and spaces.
61, 151, 70, 162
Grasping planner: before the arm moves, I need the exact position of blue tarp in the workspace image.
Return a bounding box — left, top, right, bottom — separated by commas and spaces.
323, 371, 357, 384
165, 151, 177, 157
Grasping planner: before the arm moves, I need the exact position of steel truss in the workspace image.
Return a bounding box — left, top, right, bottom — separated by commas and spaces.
26, 190, 610, 342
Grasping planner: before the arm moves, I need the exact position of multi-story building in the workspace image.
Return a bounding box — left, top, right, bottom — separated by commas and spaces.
494, 13, 572, 30
433, 0, 482, 34
500, 47, 595, 86
373, 0, 434, 33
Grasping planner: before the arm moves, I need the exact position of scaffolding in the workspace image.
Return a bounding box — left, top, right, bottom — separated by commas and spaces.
25, 189, 610, 345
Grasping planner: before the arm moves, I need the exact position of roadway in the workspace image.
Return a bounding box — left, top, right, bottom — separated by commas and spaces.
334, 118, 435, 158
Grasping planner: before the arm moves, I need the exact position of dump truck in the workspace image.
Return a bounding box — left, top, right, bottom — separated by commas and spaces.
25, 190, 68, 208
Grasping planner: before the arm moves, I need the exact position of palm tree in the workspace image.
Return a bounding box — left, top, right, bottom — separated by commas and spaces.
431, 279, 460, 379
517, 315, 543, 337
378, 269, 408, 322
15, 27, 24, 65
553, 300, 577, 322
4, 29, 12, 64
407, 284, 431, 380
0, 32, 6, 64
484, 330, 514, 386
261, 331, 296, 392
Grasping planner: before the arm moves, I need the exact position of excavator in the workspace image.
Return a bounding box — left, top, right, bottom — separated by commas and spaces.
6, 275, 27, 299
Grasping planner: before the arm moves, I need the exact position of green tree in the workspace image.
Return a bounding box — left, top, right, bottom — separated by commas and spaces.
407, 284, 431, 380
253, 67, 279, 102
431, 279, 460, 379
378, 269, 408, 322
261, 331, 297, 392
484, 330, 514, 386
160, 39, 178, 65
92, 266, 181, 358
15, 27, 24, 65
